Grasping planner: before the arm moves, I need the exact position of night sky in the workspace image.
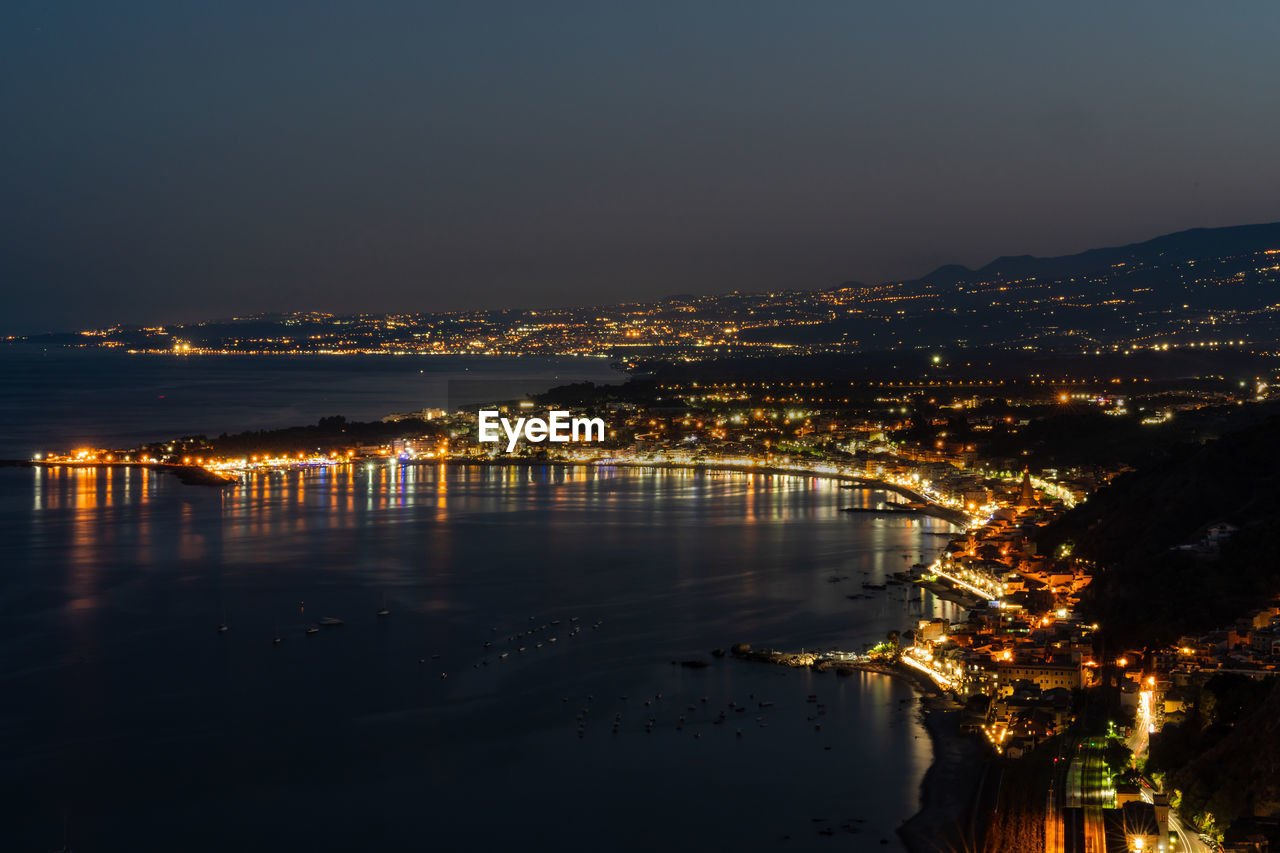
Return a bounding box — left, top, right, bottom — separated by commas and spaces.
3, 1, 1280, 334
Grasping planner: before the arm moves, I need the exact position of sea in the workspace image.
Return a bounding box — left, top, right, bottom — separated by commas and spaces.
0, 346, 960, 852
0, 346, 622, 460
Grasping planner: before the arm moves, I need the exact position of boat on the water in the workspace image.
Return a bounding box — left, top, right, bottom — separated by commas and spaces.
318, 616, 344, 627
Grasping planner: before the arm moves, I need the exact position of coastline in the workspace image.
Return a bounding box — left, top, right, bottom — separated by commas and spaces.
7, 454, 972, 526
5, 459, 236, 487
442, 457, 973, 525
17, 451, 979, 848
839, 661, 989, 853
730, 649, 991, 853
14, 449, 986, 846
894, 668, 989, 853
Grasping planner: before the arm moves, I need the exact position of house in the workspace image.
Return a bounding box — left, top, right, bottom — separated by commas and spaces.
993, 660, 1082, 695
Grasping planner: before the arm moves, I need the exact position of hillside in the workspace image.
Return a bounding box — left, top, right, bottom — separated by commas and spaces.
1038, 414, 1280, 646
741, 221, 1280, 348
912, 222, 1280, 291
1173, 678, 1280, 832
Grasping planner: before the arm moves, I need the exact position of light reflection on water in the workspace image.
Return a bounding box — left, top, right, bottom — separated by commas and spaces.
5, 465, 952, 852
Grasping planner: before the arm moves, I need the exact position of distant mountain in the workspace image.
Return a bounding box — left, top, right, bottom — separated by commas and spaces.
912, 222, 1280, 288
21, 220, 1280, 358
740, 221, 1280, 349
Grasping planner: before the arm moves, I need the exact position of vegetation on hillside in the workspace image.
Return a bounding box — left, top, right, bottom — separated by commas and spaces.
1038, 414, 1280, 647
1148, 675, 1280, 837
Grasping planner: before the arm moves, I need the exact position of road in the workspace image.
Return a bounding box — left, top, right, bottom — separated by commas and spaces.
1129, 694, 1215, 853
1168, 810, 1214, 853
1138, 782, 1214, 853
1126, 689, 1155, 765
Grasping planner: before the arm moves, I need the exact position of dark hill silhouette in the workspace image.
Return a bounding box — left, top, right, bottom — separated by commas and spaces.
740, 220, 1280, 347
910, 222, 1280, 287
24, 219, 1280, 354
1038, 413, 1280, 647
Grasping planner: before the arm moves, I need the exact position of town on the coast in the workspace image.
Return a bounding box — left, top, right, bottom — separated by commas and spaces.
21, 355, 1280, 853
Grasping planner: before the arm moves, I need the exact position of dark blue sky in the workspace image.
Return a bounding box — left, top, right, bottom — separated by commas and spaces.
3, 1, 1279, 334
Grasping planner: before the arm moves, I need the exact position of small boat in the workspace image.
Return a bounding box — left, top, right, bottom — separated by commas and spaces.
318, 616, 344, 627
305, 626, 319, 635
217, 624, 229, 634
376, 608, 390, 617
272, 636, 282, 645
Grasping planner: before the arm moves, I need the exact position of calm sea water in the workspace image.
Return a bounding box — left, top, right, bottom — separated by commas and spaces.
0, 345, 619, 458
0, 464, 962, 852
0, 349, 959, 852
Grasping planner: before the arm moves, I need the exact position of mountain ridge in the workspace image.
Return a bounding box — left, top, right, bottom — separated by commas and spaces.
901, 221, 1280, 289
20, 220, 1280, 355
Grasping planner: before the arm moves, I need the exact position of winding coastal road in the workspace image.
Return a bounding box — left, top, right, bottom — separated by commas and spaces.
1138, 782, 1214, 853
